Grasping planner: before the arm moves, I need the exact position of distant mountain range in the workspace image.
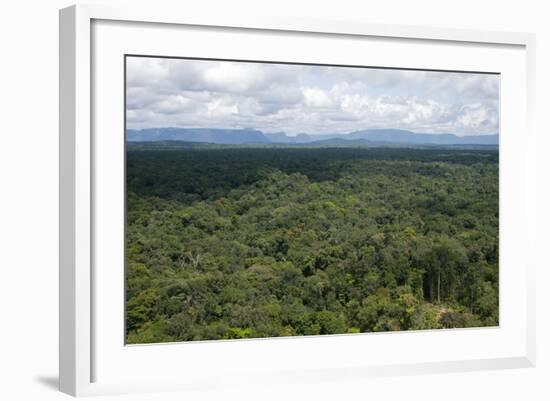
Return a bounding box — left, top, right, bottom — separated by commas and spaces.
126, 127, 270, 144
126, 127, 499, 147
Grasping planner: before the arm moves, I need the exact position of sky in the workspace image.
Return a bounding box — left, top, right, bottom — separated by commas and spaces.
126, 56, 499, 136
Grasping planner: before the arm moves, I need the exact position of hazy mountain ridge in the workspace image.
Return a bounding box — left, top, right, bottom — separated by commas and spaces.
127, 127, 499, 146
126, 127, 270, 144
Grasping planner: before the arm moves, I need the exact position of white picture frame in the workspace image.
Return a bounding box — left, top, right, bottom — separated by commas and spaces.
59, 3, 536, 397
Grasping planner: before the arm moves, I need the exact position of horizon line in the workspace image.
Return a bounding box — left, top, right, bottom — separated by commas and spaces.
125, 127, 499, 138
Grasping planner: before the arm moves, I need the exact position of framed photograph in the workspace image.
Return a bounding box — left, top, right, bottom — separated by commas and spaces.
59, 4, 536, 396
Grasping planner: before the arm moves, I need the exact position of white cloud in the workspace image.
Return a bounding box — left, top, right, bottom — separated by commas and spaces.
205, 98, 238, 117
303, 88, 335, 108
202, 63, 266, 92
126, 57, 499, 136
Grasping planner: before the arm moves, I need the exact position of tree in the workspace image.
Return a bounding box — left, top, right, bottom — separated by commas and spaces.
125, 146, 499, 343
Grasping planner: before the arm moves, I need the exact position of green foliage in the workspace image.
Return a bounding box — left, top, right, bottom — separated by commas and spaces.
125, 147, 499, 343
315, 310, 348, 334
126, 319, 169, 344
439, 310, 482, 328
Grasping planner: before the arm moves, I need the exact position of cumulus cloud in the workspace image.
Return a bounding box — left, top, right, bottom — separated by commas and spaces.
126, 57, 499, 136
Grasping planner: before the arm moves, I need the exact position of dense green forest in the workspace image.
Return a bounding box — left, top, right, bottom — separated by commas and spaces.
125, 146, 499, 344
